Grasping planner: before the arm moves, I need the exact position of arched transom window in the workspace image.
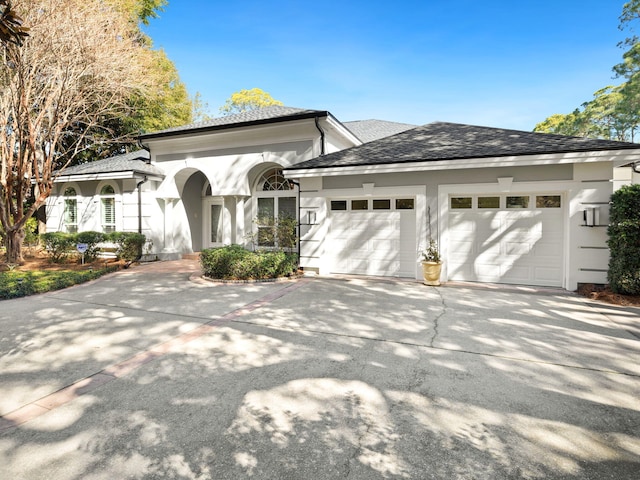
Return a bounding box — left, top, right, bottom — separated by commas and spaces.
257, 168, 294, 191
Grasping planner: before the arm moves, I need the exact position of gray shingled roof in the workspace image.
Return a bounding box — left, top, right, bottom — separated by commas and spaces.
288, 122, 640, 170
57, 150, 164, 177
140, 106, 329, 139
343, 119, 416, 143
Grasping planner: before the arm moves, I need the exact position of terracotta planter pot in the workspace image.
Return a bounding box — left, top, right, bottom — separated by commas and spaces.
421, 261, 442, 286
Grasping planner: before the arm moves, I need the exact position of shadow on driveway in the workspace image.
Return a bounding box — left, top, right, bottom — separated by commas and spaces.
0, 261, 639, 479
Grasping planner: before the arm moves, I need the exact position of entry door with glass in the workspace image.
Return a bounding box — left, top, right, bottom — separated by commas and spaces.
203, 198, 225, 248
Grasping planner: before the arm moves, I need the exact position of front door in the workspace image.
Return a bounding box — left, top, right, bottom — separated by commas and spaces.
203, 198, 225, 249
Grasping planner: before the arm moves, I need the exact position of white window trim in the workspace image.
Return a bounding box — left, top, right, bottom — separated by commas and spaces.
61, 181, 82, 233
202, 197, 226, 248
96, 180, 120, 233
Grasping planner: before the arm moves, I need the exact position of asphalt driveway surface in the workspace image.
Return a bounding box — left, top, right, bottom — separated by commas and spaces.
0, 260, 639, 479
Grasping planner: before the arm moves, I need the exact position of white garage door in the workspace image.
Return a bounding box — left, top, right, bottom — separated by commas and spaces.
327, 198, 416, 277
447, 194, 564, 287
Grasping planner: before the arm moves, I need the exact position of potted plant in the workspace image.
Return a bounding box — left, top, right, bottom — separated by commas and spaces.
421, 238, 442, 286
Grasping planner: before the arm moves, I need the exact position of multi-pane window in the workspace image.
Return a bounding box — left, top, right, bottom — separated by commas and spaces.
256, 169, 297, 248
329, 198, 415, 211
63, 187, 78, 233
100, 184, 116, 233
450, 195, 561, 210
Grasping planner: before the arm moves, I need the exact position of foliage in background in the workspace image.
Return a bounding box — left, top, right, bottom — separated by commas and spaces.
607, 184, 640, 295
0, 0, 28, 46
246, 215, 298, 252
0, 0, 193, 264
200, 245, 297, 280
534, 2, 640, 141
219, 88, 283, 116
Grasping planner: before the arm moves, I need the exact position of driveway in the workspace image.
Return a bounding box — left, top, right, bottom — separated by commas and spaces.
0, 260, 639, 479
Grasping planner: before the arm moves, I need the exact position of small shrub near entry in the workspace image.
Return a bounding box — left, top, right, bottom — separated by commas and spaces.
200, 245, 298, 280
106, 232, 147, 262
608, 183, 640, 295
74, 231, 105, 262
40, 232, 76, 263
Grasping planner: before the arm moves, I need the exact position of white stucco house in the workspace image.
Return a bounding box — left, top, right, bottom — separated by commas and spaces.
47, 106, 640, 291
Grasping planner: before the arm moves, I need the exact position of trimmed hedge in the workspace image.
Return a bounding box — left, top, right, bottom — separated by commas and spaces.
108, 232, 146, 262
200, 245, 298, 280
607, 184, 640, 295
0, 266, 119, 299
40, 232, 77, 263
40, 231, 147, 263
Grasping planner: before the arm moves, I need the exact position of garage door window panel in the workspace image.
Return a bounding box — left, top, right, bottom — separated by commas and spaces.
451, 197, 472, 209
373, 199, 391, 210
331, 200, 347, 211
536, 195, 561, 208
478, 196, 500, 209
396, 199, 414, 210
352, 199, 368, 210
506, 196, 529, 209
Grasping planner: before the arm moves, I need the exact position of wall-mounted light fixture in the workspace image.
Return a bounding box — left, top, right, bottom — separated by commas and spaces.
583, 206, 600, 227
307, 211, 317, 225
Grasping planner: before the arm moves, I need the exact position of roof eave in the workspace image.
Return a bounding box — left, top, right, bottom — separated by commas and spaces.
139, 111, 331, 143
53, 170, 164, 183
284, 148, 640, 178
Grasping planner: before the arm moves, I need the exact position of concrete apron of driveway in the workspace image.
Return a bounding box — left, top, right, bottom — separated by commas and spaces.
0, 260, 639, 480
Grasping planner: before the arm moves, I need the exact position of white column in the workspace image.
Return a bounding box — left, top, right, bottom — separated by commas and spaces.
235, 196, 245, 245
162, 198, 176, 252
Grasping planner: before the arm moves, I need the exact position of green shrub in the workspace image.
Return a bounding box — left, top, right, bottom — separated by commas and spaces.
0, 266, 119, 299
608, 184, 640, 295
40, 232, 75, 263
75, 231, 105, 262
107, 232, 146, 262
200, 245, 298, 280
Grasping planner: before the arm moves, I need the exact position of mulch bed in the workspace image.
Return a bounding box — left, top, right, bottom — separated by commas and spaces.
1, 249, 123, 272
576, 283, 640, 307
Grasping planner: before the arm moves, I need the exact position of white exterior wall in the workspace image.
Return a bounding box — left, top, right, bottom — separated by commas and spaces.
46, 178, 163, 260
296, 160, 628, 290
142, 117, 359, 257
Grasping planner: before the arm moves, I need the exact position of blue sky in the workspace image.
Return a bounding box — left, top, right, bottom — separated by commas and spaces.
143, 1, 629, 131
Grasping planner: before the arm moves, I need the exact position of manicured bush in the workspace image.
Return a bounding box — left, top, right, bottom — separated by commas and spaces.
200, 245, 298, 280
74, 231, 105, 262
0, 266, 119, 299
107, 232, 146, 262
40, 232, 76, 263
607, 184, 640, 295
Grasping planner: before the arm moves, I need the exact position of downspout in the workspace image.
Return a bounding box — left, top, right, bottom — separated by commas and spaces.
136, 175, 148, 234
289, 179, 301, 270
314, 116, 326, 156
123, 175, 149, 267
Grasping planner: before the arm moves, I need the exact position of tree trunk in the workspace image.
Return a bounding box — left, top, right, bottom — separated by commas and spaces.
5, 227, 25, 265
36, 205, 47, 234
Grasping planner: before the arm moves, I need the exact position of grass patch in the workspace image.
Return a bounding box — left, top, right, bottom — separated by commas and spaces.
0, 266, 119, 300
